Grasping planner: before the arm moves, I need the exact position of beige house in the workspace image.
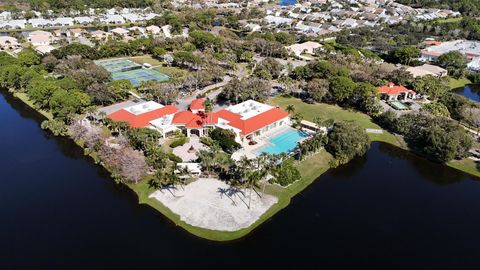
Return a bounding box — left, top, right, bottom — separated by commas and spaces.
0, 36, 20, 50
69, 28, 86, 38
90, 30, 111, 41
146, 25, 161, 35
286, 41, 322, 56
406, 64, 448, 78
28, 30, 53, 46
110, 27, 129, 37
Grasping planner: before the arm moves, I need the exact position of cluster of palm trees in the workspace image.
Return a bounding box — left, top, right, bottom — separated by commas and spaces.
197, 144, 294, 209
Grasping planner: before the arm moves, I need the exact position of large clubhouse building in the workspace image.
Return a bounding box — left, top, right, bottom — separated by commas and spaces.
107, 99, 290, 142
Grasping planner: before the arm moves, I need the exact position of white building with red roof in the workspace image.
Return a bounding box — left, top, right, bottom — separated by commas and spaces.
377, 82, 416, 101
106, 99, 290, 141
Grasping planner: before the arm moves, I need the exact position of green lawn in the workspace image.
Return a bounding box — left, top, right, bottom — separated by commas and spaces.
270, 96, 401, 146
154, 66, 189, 79
431, 17, 463, 24
448, 158, 480, 178
448, 77, 471, 89
129, 55, 163, 66
13, 92, 53, 120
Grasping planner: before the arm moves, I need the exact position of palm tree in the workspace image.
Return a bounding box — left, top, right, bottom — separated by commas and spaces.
198, 149, 214, 176
286, 104, 295, 115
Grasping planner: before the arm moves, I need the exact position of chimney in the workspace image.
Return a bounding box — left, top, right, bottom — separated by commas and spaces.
388, 82, 395, 88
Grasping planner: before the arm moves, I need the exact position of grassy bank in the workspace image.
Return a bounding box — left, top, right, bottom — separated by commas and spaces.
449, 77, 471, 89
12, 92, 53, 120
269, 96, 401, 147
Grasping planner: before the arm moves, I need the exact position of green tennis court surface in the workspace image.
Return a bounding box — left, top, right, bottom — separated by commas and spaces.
95, 59, 142, 73
389, 101, 410, 110
112, 68, 170, 86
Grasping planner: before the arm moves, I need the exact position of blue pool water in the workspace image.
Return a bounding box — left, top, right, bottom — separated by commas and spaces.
257, 129, 308, 155
279, 0, 297, 6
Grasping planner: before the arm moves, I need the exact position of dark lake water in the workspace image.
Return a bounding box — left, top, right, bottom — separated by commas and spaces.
455, 84, 480, 102
2, 90, 480, 270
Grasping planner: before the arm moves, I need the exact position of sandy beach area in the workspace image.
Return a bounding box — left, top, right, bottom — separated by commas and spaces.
149, 178, 278, 231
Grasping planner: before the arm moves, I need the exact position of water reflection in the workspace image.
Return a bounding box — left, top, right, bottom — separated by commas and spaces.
454, 84, 480, 102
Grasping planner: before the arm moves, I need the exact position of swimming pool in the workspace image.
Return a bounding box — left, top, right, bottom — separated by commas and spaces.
256, 129, 309, 155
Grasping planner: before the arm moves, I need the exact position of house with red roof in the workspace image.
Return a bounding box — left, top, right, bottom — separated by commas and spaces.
107, 101, 180, 137
107, 99, 290, 141
377, 82, 416, 101
189, 99, 205, 114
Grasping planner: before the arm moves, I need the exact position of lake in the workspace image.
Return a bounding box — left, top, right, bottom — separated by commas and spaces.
454, 84, 480, 102
1, 90, 480, 269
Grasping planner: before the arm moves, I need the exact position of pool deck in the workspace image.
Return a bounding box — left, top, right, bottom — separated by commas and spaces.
231, 126, 308, 161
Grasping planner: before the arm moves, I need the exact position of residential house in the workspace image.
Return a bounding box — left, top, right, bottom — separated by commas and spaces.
107, 100, 290, 141
245, 23, 261, 32
35, 44, 56, 55
377, 82, 416, 101
0, 36, 20, 50
74, 16, 94, 25
105, 14, 125, 24
28, 30, 53, 46
110, 27, 130, 37
90, 30, 111, 41
69, 28, 86, 38
146, 25, 161, 35
29, 18, 52, 28
286, 41, 322, 56
53, 17, 74, 26
406, 64, 448, 78
0, 19, 27, 29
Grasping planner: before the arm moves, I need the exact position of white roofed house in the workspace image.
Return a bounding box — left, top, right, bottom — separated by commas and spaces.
105, 14, 125, 24
28, 30, 53, 46
286, 41, 322, 57
162, 25, 172, 38
146, 25, 161, 35
0, 11, 12, 21
74, 16, 94, 25
264, 15, 293, 27
0, 36, 20, 51
245, 23, 261, 32
110, 27, 130, 38
29, 18, 53, 28
0, 19, 26, 29
53, 17, 74, 26
122, 13, 141, 23
35, 45, 56, 55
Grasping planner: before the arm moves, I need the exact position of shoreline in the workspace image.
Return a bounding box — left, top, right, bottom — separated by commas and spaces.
5, 90, 480, 241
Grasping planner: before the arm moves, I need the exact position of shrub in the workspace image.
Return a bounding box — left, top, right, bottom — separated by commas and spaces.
170, 136, 187, 148
167, 153, 182, 163
209, 128, 240, 153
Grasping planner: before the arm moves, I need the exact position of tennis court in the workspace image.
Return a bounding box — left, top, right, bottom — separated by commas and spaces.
112, 68, 170, 86
95, 59, 142, 73
389, 100, 410, 110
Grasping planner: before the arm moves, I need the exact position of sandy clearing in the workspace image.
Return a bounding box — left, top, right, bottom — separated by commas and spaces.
149, 178, 278, 231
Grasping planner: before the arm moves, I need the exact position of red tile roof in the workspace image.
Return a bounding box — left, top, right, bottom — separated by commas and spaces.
172, 111, 219, 128
190, 99, 205, 110
216, 108, 289, 135
421, 50, 442, 57
377, 83, 415, 96
107, 105, 179, 128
